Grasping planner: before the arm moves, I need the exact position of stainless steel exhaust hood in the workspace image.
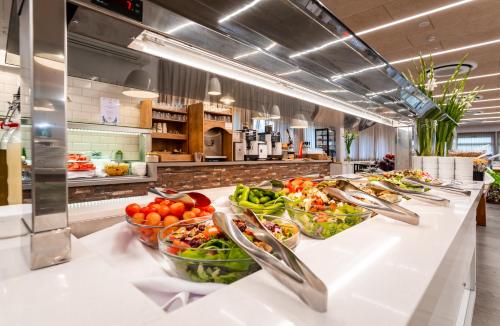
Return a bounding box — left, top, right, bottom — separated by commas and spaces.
6, 0, 445, 125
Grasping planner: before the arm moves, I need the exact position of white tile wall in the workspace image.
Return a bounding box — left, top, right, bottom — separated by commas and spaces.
0, 65, 20, 116
1, 69, 142, 160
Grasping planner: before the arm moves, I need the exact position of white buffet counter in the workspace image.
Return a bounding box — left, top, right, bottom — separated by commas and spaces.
0, 182, 482, 326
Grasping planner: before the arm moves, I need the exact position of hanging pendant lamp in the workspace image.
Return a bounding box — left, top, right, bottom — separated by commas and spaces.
208, 77, 222, 95
268, 104, 281, 119
122, 69, 159, 99
290, 112, 308, 128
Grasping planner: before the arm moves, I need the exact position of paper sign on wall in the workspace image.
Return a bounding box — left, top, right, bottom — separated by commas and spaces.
100, 97, 120, 125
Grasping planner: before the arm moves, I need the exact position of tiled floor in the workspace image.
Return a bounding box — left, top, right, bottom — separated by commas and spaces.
472, 204, 500, 325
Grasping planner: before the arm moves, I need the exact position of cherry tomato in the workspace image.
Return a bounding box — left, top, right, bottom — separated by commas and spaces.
145, 212, 161, 226
199, 205, 215, 214
125, 203, 141, 217
203, 226, 220, 238
159, 199, 172, 206
163, 215, 179, 226
190, 207, 201, 216
169, 202, 186, 217
150, 204, 161, 211
157, 205, 170, 218
131, 212, 145, 224
182, 211, 196, 220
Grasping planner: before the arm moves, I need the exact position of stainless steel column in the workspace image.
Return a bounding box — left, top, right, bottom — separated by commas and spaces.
19, 0, 71, 269
395, 126, 412, 171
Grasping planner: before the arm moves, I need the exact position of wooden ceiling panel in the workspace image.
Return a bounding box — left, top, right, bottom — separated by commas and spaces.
324, 0, 500, 125
320, 0, 392, 19
382, 0, 451, 19
341, 6, 393, 32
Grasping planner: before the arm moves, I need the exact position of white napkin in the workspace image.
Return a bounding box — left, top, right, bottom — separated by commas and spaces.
79, 221, 225, 311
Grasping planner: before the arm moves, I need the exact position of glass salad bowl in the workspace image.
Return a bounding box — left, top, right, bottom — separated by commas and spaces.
125, 215, 166, 248
158, 218, 259, 284
285, 203, 371, 239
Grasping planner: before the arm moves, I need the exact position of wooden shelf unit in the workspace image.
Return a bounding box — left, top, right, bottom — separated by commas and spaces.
188, 103, 233, 161
140, 100, 191, 161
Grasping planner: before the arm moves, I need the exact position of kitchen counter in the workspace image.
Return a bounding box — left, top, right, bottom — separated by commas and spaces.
22, 175, 155, 189
0, 182, 482, 325
150, 159, 332, 167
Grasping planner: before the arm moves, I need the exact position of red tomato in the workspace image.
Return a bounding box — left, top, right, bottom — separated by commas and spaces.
182, 211, 196, 219
140, 206, 153, 215
157, 205, 170, 218
203, 226, 220, 238
145, 212, 161, 226
190, 207, 201, 216
150, 204, 161, 211
131, 212, 145, 224
155, 197, 165, 204
159, 199, 172, 206
170, 202, 186, 217
125, 203, 141, 217
199, 205, 215, 214
163, 215, 179, 226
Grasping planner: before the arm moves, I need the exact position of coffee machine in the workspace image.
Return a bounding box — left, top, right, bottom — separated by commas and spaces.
271, 132, 282, 159
244, 129, 259, 161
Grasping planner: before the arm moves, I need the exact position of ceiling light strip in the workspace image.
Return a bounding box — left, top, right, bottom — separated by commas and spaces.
473, 98, 500, 103
289, 0, 474, 58
391, 38, 500, 65
462, 115, 500, 121
433, 87, 500, 97
435, 71, 500, 84
469, 105, 500, 110
356, 0, 474, 36
128, 31, 393, 126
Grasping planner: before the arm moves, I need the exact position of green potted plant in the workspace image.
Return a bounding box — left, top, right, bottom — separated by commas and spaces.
343, 130, 358, 161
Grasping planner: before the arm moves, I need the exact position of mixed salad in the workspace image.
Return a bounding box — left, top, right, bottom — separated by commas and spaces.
368, 169, 436, 192
160, 217, 298, 283
285, 181, 368, 239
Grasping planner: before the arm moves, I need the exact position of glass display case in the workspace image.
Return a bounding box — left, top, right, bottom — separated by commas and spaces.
315, 128, 335, 157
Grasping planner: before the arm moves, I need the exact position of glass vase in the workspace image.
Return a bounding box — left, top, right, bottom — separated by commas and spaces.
416, 119, 436, 156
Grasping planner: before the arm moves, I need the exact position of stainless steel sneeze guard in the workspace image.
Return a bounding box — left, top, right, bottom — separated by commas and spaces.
19, 0, 71, 269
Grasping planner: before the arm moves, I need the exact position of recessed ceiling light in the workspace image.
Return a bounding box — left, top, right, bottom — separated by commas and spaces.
427, 35, 437, 42
418, 21, 431, 28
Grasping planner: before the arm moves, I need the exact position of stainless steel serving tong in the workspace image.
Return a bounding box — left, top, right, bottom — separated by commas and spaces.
322, 180, 420, 225
213, 210, 328, 312
370, 180, 450, 206
403, 177, 471, 196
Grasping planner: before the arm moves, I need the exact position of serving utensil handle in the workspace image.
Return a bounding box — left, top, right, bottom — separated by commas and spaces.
213, 212, 328, 312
